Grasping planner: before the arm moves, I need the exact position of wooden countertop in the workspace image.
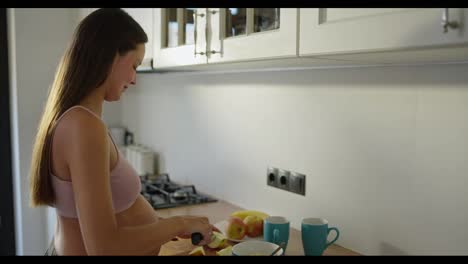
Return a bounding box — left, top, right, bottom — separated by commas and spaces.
155, 200, 361, 256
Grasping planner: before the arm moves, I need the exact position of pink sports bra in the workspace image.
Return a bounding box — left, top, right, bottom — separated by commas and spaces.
49, 105, 141, 218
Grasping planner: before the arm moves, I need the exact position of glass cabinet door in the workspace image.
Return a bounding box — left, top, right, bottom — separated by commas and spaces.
184, 8, 195, 45
153, 8, 207, 69
207, 8, 296, 63
253, 8, 280, 33
225, 8, 247, 37
161, 8, 196, 47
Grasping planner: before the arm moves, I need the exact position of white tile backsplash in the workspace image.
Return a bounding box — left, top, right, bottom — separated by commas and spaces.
121, 63, 468, 255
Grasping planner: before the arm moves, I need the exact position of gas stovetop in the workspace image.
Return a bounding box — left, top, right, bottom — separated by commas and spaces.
140, 173, 218, 209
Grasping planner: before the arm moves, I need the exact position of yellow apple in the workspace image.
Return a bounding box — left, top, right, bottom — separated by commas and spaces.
225, 216, 247, 240
243, 215, 263, 237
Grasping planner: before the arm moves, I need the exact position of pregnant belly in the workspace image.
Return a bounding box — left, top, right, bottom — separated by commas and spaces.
57, 195, 160, 255
116, 195, 159, 226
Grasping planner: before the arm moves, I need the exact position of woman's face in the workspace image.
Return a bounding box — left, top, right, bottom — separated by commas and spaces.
104, 43, 145, 101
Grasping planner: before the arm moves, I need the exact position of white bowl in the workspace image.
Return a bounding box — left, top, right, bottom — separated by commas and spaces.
232, 240, 284, 256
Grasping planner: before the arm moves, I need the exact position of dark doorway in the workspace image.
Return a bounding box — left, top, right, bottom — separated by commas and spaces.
0, 8, 17, 255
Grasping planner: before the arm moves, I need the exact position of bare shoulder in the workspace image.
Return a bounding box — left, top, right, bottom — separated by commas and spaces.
57, 107, 106, 139
55, 107, 108, 159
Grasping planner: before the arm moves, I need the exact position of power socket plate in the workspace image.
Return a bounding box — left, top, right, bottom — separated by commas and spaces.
290, 172, 306, 195
278, 169, 290, 190
267, 167, 278, 187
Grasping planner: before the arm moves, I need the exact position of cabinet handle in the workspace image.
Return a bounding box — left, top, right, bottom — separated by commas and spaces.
442, 8, 459, 33
193, 10, 206, 57
206, 9, 222, 55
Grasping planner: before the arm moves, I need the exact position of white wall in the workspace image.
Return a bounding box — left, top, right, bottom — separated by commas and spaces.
102, 101, 123, 127
8, 8, 79, 255
122, 63, 468, 255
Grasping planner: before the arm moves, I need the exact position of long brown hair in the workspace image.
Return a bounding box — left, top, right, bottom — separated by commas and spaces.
29, 8, 147, 207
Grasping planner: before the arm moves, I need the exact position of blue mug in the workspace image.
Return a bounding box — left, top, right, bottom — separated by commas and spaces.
301, 218, 339, 256
263, 216, 289, 253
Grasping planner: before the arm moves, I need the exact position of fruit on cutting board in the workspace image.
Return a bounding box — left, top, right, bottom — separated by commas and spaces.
216, 245, 233, 256
225, 216, 247, 240
230, 210, 269, 221
243, 215, 263, 237
207, 231, 227, 249
188, 246, 205, 256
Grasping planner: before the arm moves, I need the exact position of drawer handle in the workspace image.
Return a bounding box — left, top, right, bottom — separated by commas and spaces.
442, 8, 459, 33
206, 9, 222, 56
194, 10, 206, 57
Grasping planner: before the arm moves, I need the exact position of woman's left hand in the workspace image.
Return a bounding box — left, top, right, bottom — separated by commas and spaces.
177, 224, 220, 240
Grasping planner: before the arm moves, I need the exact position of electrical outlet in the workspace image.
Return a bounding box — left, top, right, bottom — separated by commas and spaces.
278, 169, 290, 190
267, 167, 279, 187
290, 172, 306, 196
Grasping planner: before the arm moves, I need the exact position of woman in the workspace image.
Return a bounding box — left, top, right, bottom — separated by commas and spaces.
30, 8, 215, 255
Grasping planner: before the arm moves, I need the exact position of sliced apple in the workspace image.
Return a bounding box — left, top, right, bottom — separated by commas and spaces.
188, 246, 205, 256
207, 231, 227, 249
216, 245, 233, 256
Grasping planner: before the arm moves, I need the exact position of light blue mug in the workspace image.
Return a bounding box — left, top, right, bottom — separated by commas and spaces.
301, 218, 340, 256
263, 216, 289, 253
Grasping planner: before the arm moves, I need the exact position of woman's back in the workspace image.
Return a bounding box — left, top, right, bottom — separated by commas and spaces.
50, 105, 159, 255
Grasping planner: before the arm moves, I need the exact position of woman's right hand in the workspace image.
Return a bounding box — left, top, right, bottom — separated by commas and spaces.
176, 216, 214, 245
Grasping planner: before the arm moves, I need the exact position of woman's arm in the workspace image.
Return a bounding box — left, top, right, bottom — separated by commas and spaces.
66, 111, 212, 255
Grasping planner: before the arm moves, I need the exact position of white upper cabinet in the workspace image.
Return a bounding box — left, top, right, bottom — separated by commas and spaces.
77, 8, 96, 24
153, 8, 207, 69
78, 8, 468, 72
299, 8, 468, 63
122, 8, 154, 71
207, 8, 297, 63
77, 8, 154, 71
78, 8, 92, 20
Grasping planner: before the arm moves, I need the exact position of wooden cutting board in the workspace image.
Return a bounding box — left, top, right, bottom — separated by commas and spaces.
159, 238, 236, 256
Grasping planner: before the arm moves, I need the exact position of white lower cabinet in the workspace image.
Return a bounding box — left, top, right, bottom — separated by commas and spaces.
299, 8, 468, 64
